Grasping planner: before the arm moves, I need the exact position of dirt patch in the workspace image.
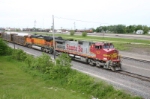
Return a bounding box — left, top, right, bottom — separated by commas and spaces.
124, 44, 150, 55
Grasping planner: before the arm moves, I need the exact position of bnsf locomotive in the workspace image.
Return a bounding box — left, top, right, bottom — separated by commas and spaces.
1, 32, 121, 71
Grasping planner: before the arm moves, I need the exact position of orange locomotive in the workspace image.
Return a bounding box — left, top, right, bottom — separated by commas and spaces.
25, 35, 63, 53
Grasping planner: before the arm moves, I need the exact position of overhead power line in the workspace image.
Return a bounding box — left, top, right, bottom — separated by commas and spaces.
54, 16, 108, 24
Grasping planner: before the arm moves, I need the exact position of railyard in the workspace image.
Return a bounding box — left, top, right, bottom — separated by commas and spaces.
7, 43, 150, 99
1, 0, 150, 98
5, 31, 150, 99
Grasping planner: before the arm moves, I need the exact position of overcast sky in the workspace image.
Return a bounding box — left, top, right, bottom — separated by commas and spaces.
0, 0, 150, 29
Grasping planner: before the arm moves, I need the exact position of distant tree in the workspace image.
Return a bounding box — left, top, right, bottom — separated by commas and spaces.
116, 25, 126, 33
95, 27, 102, 33
143, 25, 149, 34
70, 30, 75, 36
102, 26, 107, 32
82, 32, 87, 37
107, 25, 115, 32
95, 27, 100, 32
95, 24, 150, 34
135, 25, 143, 31
126, 25, 135, 33
92, 28, 96, 32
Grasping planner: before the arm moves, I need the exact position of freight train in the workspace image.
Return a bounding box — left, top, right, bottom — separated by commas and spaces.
1, 32, 121, 71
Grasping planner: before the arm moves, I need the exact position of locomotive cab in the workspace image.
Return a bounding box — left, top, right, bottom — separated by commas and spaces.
103, 43, 120, 61
90, 42, 121, 71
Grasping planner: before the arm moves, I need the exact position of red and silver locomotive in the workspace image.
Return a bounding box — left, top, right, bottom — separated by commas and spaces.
55, 40, 121, 71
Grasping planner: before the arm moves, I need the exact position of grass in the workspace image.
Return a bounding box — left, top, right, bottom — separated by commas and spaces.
53, 34, 150, 51
29, 32, 150, 51
0, 55, 141, 99
113, 42, 150, 51
55, 34, 150, 44
0, 56, 88, 99
29, 32, 150, 45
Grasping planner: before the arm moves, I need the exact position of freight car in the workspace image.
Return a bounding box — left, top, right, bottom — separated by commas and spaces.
1, 32, 121, 71
0, 29, 5, 37
2, 32, 28, 45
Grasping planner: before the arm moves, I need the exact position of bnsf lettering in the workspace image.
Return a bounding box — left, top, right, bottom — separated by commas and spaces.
66, 44, 83, 52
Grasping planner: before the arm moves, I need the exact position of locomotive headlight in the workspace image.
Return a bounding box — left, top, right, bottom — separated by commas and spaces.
103, 58, 107, 60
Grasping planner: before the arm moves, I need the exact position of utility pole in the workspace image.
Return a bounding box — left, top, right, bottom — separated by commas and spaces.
34, 20, 36, 32
52, 15, 55, 59
14, 42, 15, 49
74, 22, 76, 31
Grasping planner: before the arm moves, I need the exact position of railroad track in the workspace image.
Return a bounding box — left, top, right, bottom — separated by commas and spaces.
73, 59, 150, 82
122, 56, 150, 63
8, 42, 150, 82
117, 71, 150, 82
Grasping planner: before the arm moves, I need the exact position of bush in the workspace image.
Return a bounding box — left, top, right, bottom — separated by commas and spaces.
20, 52, 141, 99
0, 38, 13, 55
56, 53, 71, 67
82, 32, 87, 37
70, 30, 75, 36
25, 54, 35, 68
31, 53, 54, 73
49, 53, 72, 80
12, 49, 27, 61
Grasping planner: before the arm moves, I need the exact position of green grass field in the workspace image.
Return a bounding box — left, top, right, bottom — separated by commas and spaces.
54, 34, 150, 44
0, 56, 88, 99
0, 53, 140, 99
54, 34, 150, 51
0, 55, 141, 99
30, 32, 150, 45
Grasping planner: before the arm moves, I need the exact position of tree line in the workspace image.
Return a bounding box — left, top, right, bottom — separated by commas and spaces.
93, 25, 150, 34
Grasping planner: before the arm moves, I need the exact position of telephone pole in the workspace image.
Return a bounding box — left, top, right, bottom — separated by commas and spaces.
34, 20, 36, 32
52, 15, 55, 59
74, 22, 76, 31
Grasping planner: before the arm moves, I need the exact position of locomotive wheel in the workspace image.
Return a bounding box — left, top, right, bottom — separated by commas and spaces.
88, 59, 95, 66
49, 48, 53, 54
111, 67, 116, 71
41, 47, 44, 52
96, 61, 101, 67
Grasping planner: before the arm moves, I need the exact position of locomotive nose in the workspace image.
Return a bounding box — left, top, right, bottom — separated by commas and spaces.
104, 49, 119, 60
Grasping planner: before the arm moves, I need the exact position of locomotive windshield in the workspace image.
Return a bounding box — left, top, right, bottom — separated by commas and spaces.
95, 45, 102, 49
103, 43, 114, 49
